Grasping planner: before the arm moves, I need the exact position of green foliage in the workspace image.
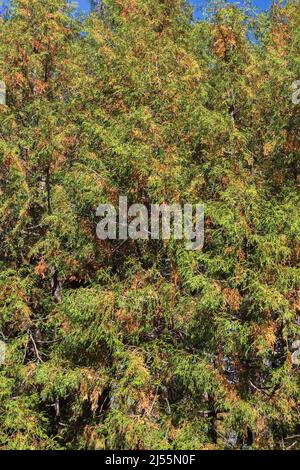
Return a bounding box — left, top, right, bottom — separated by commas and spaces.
0, 0, 299, 450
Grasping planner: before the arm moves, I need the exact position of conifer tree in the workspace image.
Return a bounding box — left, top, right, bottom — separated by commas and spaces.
0, 0, 299, 450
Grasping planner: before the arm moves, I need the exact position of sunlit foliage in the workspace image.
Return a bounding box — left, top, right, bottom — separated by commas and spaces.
0, 0, 299, 450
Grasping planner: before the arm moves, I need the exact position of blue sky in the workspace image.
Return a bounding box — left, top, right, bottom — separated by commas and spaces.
0, 0, 272, 15
77, 0, 271, 14
0, 0, 272, 13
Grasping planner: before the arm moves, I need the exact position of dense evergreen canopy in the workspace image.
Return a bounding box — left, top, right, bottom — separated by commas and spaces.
0, 0, 299, 450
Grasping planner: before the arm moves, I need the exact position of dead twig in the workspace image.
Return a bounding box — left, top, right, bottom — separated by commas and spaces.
30, 332, 43, 363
